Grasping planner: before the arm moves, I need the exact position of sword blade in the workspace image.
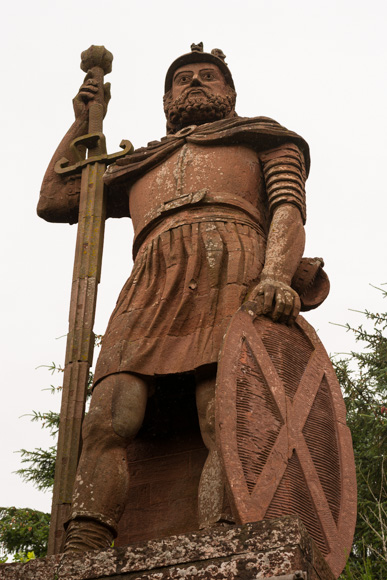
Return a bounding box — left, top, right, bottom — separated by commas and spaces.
48, 154, 107, 555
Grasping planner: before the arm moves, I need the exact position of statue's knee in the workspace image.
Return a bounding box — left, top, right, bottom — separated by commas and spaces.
82, 400, 111, 444
111, 373, 148, 440
82, 373, 148, 445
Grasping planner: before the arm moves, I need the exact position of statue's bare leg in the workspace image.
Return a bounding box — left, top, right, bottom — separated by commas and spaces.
64, 372, 149, 552
196, 367, 232, 528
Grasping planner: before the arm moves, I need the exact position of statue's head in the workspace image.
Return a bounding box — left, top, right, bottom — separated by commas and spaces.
164, 43, 237, 134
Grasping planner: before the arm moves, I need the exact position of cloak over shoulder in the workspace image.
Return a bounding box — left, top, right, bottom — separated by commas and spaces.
104, 116, 310, 193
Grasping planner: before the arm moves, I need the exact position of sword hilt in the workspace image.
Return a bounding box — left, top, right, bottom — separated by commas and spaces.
54, 135, 133, 176
80, 45, 113, 136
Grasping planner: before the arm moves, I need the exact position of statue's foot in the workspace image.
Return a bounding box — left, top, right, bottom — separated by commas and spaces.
64, 517, 115, 553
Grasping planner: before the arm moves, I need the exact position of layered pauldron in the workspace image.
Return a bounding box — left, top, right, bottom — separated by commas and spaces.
260, 143, 307, 224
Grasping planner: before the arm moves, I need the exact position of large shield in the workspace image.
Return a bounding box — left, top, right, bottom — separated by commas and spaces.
216, 308, 357, 578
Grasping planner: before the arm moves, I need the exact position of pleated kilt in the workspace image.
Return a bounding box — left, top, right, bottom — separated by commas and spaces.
93, 210, 266, 384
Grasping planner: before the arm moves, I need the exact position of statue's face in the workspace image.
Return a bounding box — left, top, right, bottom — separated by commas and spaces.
164, 61, 236, 133
171, 63, 229, 101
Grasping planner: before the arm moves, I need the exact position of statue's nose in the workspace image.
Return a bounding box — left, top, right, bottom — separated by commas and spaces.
190, 75, 202, 87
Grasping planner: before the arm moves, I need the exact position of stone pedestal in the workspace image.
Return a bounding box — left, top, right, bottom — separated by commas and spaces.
0, 517, 336, 580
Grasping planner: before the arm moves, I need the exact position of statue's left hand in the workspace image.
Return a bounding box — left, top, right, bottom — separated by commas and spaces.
247, 278, 300, 324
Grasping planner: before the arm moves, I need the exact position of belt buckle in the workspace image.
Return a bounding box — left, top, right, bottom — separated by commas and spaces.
161, 189, 207, 214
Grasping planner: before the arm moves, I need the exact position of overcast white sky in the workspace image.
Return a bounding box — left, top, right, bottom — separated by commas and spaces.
1, 0, 387, 516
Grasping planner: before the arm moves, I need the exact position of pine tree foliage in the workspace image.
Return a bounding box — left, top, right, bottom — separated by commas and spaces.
336, 287, 387, 579
0, 364, 63, 560
0, 349, 95, 560
0, 507, 50, 560
16, 446, 57, 492
15, 365, 62, 492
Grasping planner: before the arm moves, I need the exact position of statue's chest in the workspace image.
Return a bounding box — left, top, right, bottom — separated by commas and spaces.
129, 143, 264, 233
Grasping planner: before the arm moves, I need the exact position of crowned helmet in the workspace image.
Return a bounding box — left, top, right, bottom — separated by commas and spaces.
164, 42, 235, 93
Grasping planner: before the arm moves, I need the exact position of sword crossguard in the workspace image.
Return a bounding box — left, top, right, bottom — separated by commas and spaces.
71, 133, 107, 161
54, 134, 134, 176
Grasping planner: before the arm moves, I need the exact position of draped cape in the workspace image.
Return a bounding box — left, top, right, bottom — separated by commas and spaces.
104, 116, 310, 218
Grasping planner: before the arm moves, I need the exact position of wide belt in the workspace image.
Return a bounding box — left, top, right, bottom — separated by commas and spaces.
132, 189, 267, 260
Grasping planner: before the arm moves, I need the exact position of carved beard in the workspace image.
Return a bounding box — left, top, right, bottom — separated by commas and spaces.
164, 87, 236, 133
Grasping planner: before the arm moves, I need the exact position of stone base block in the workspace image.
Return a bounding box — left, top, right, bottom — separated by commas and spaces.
0, 516, 336, 580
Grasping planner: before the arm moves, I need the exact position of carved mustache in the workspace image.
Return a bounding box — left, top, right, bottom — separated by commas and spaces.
179, 86, 213, 102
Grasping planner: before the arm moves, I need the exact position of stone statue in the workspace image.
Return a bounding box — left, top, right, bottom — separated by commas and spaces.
38, 44, 355, 576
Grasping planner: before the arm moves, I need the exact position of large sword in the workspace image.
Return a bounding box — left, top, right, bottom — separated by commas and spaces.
48, 46, 133, 555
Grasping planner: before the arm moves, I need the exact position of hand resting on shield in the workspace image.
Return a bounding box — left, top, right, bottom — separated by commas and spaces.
245, 278, 301, 325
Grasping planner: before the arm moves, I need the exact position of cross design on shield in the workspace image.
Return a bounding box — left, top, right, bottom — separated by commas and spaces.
216, 309, 357, 578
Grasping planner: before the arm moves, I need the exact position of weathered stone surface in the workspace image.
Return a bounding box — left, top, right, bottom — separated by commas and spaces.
37, 42, 355, 577
116, 385, 208, 545
0, 517, 335, 579
216, 311, 357, 577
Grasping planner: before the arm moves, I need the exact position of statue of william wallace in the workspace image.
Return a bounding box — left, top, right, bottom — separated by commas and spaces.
38, 43, 355, 578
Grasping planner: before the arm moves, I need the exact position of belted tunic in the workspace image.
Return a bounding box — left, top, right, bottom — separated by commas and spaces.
92, 116, 309, 384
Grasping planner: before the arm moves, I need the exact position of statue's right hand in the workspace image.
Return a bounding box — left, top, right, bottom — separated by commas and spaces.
73, 70, 111, 120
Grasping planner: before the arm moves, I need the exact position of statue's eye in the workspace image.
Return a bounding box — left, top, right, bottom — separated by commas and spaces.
202, 72, 215, 81
178, 75, 191, 84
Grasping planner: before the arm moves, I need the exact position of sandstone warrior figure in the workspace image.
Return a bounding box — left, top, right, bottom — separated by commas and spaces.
38, 44, 324, 552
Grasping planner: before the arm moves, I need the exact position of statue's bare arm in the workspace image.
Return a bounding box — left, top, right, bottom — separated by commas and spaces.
249, 203, 305, 324
37, 72, 111, 223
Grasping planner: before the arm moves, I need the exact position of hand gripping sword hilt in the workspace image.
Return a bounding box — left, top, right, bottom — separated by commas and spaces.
81, 46, 113, 134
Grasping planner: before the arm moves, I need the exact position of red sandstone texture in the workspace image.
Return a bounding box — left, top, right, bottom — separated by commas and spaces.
36, 44, 355, 578
0, 517, 335, 580
216, 312, 357, 578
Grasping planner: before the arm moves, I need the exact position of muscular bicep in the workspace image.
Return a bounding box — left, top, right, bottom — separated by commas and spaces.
37, 117, 88, 224
37, 124, 130, 223
38, 175, 130, 223
38, 172, 81, 224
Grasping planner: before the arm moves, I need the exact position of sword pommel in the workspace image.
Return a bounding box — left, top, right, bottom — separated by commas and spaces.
81, 45, 113, 75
